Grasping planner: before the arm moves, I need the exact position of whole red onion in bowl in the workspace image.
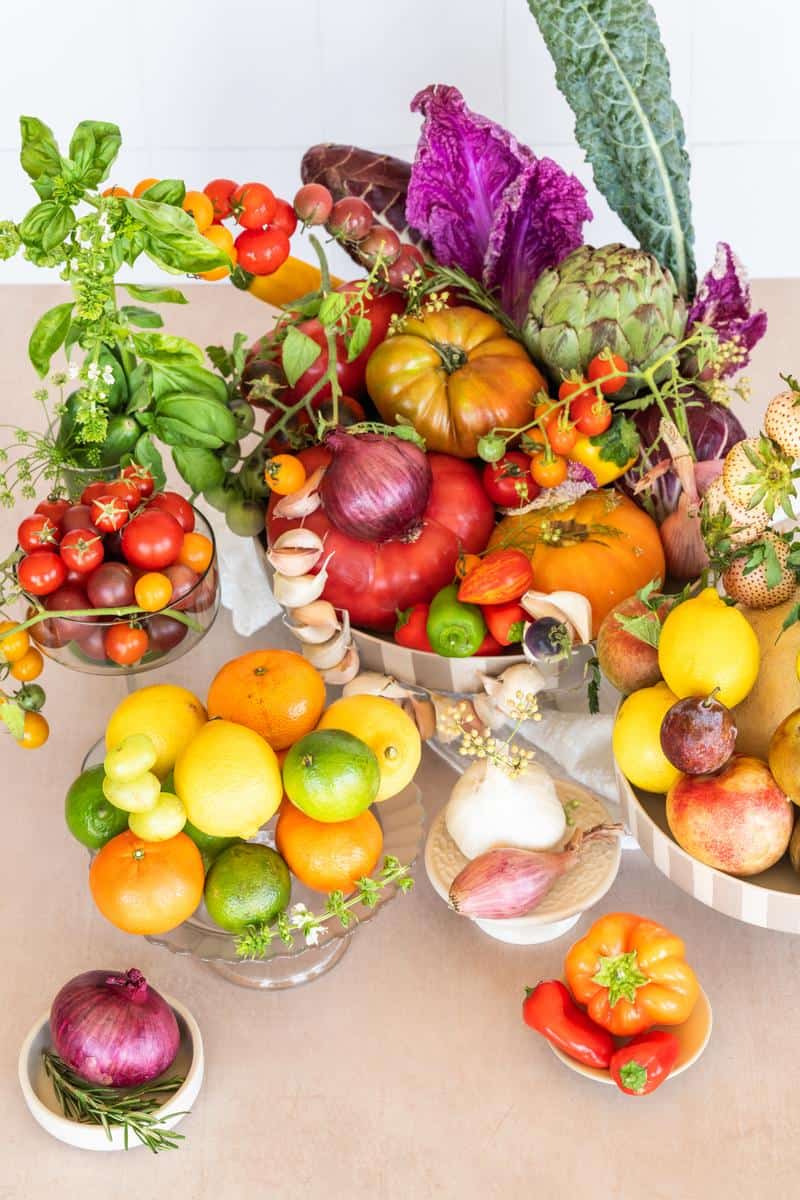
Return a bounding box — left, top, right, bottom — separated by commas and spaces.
50, 968, 179, 1087
320, 427, 432, 542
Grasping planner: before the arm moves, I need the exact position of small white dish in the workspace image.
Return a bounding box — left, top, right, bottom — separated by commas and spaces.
424, 778, 622, 943
18, 995, 204, 1151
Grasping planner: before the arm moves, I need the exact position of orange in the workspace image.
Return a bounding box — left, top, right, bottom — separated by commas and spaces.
207, 649, 325, 751
200, 224, 235, 281
275, 802, 383, 893
89, 829, 204, 935
133, 177, 159, 197
183, 190, 214, 232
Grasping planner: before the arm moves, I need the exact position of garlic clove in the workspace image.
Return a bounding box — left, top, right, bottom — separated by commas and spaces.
291, 600, 339, 628
402, 696, 437, 741
302, 611, 351, 670
273, 466, 326, 518
519, 589, 593, 646
342, 672, 417, 700
284, 617, 340, 645
267, 528, 325, 576
272, 551, 334, 609
321, 644, 361, 684
480, 663, 547, 718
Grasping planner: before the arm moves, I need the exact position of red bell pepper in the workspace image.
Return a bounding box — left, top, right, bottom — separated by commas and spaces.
473, 630, 503, 656
482, 600, 527, 646
609, 1030, 680, 1096
395, 604, 433, 652
523, 980, 614, 1070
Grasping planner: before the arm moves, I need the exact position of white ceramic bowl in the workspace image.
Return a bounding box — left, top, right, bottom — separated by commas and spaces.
18, 995, 204, 1151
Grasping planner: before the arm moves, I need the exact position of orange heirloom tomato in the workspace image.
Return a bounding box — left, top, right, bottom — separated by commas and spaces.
365, 305, 546, 458
265, 453, 306, 496
565, 912, 700, 1037
177, 532, 214, 574
134, 572, 173, 612
457, 548, 533, 605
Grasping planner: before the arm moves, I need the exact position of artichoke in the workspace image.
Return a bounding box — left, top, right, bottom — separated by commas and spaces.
523, 243, 687, 398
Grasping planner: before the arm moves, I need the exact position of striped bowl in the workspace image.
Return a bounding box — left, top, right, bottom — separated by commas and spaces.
352, 626, 524, 693
618, 767, 800, 933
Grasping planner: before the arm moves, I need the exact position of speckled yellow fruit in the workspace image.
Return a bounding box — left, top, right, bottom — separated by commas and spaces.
317, 695, 421, 802
105, 685, 207, 780
174, 720, 282, 839
658, 588, 760, 708
613, 682, 682, 794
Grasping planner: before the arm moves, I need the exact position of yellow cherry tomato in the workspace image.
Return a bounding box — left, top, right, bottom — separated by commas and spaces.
264, 454, 306, 496
20, 711, 49, 750
177, 532, 214, 574
0, 620, 30, 664
133, 177, 159, 197
134, 572, 173, 613
10, 646, 43, 681
182, 190, 214, 233
199, 224, 236, 281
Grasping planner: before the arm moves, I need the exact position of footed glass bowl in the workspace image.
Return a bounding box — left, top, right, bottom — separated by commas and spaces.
28, 505, 219, 677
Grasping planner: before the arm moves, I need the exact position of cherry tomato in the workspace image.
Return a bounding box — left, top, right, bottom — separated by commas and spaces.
204, 178, 238, 222
81, 480, 113, 506
104, 623, 149, 666
34, 497, 69, 533
293, 184, 333, 226
0, 620, 30, 663
264, 454, 306, 496
200, 224, 236, 281
570, 392, 612, 437
17, 514, 60, 552
231, 182, 277, 230
270, 198, 298, 238
358, 225, 401, 266
10, 646, 43, 682
235, 227, 290, 276
177, 532, 214, 574
19, 711, 49, 749
122, 511, 184, 571
86, 562, 135, 608
482, 452, 540, 509
132, 178, 159, 197
102, 186, 130, 198
146, 491, 195, 533
587, 351, 628, 395
59, 529, 104, 574
18, 552, 67, 596
545, 414, 578, 456
182, 190, 214, 233
386, 244, 425, 290
328, 197, 372, 241
121, 464, 155, 499
105, 478, 141, 510
61, 504, 101, 537
90, 494, 130, 533
134, 572, 173, 612
558, 378, 588, 403
455, 553, 482, 581
530, 452, 569, 489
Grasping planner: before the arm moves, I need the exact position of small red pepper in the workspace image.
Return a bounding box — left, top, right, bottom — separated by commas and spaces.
609, 1030, 680, 1096
523, 980, 614, 1070
482, 600, 527, 646
395, 604, 433, 652
474, 630, 504, 656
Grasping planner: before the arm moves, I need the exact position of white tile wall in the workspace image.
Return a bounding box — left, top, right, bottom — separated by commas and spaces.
0, 0, 795, 282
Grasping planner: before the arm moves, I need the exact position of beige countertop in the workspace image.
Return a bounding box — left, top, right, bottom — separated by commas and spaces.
1, 281, 798, 1200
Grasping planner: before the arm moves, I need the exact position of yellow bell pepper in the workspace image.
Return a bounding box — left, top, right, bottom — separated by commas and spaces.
568, 434, 638, 486
241, 255, 343, 308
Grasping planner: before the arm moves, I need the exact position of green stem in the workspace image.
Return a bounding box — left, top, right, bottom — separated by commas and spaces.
9, 605, 203, 636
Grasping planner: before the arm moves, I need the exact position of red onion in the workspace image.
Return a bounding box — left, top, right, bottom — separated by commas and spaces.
320, 427, 432, 543
50, 968, 179, 1087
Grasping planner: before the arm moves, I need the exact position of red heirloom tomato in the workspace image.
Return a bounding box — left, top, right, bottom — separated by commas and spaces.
17, 514, 60, 552
18, 551, 67, 596
268, 448, 495, 631
146, 491, 195, 533
122, 511, 184, 570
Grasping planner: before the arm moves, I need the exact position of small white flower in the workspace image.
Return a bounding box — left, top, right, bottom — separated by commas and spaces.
289, 903, 310, 927
67, 362, 80, 380
86, 362, 100, 381
304, 924, 326, 947
101, 364, 114, 385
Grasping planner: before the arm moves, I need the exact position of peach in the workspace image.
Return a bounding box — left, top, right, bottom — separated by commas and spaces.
597, 595, 666, 694
666, 755, 793, 876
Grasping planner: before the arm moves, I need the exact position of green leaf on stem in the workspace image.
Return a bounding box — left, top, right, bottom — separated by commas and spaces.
19, 117, 61, 198
346, 316, 372, 362
125, 361, 153, 414
18, 200, 59, 246
591, 413, 640, 466
28, 301, 74, 376
318, 292, 348, 327
41, 205, 75, 252
172, 445, 225, 493
124, 283, 187, 305
134, 432, 166, 491
124, 197, 228, 273
282, 325, 321, 387
154, 393, 237, 448
119, 305, 163, 329
68, 120, 121, 187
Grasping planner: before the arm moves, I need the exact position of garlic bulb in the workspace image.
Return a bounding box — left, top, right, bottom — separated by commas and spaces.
445, 759, 566, 859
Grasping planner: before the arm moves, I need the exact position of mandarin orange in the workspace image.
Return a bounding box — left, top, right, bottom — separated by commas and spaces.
206, 649, 326, 751
275, 802, 383, 894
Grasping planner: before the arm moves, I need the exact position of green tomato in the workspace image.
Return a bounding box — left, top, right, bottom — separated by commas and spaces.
238, 457, 270, 500
219, 442, 241, 472
229, 398, 255, 437
426, 583, 486, 658
203, 483, 232, 513
477, 434, 506, 463
103, 770, 161, 813
104, 733, 158, 782
224, 493, 265, 537
128, 791, 187, 841
17, 683, 45, 712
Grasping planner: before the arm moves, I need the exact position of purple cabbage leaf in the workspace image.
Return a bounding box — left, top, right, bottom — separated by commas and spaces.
687, 242, 767, 377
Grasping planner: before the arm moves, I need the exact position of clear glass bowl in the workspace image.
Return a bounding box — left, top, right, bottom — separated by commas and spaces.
28, 505, 220, 676
59, 459, 124, 502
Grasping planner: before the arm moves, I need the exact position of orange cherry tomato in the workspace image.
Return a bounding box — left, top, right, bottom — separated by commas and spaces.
177, 532, 214, 574
456, 553, 482, 581
10, 646, 43, 682
0, 620, 30, 663
104, 624, 149, 666
101, 186, 130, 198
182, 190, 215, 233
132, 178, 159, 198
545, 414, 578, 456
530, 452, 569, 489
199, 223, 236, 281
134, 572, 173, 613
20, 711, 49, 749
89, 830, 205, 935
264, 454, 307, 496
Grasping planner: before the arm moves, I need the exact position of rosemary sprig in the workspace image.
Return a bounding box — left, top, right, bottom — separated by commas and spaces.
42, 1051, 187, 1153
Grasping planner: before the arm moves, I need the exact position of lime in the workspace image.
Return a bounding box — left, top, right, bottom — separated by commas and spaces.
283, 729, 379, 823
104, 733, 157, 783
204, 843, 291, 932
128, 792, 187, 841
102, 770, 161, 813
184, 820, 243, 873
65, 765, 129, 850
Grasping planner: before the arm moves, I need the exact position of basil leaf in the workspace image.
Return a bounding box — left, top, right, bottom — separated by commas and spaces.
28, 301, 73, 376
282, 325, 321, 387
206, 345, 233, 377
172, 445, 225, 493
124, 283, 187, 305
140, 179, 185, 205
318, 293, 348, 326
527, 0, 695, 296
68, 120, 121, 187
41, 205, 75, 252
346, 316, 372, 363
126, 361, 153, 414
134, 432, 167, 491
132, 331, 204, 362
123, 197, 228, 272
19, 201, 59, 246
155, 393, 237, 447
19, 117, 61, 198
120, 305, 163, 329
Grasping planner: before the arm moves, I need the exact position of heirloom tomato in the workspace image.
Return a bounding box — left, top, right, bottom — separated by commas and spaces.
267, 448, 495, 631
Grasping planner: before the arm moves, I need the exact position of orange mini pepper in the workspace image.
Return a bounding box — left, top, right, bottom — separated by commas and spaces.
564, 912, 699, 1037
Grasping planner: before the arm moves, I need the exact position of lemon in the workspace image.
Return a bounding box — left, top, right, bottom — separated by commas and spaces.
317, 695, 421, 802
128, 792, 187, 841
613, 682, 682, 794
658, 588, 760, 708
102, 771, 161, 813
174, 719, 282, 839
105, 684, 207, 780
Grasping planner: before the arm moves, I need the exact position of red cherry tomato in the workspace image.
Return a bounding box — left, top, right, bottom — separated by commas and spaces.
121, 464, 155, 499
104, 623, 149, 666
121, 511, 184, 570
59, 529, 104, 573
269, 198, 298, 238
146, 491, 195, 533
587, 352, 628, 395
18, 551, 67, 596
482, 452, 540, 509
17, 514, 60, 552
570, 392, 612, 436
105, 478, 141, 510
90, 494, 130, 533
545, 414, 578, 456
81, 480, 113, 506
235, 227, 290, 276
203, 178, 238, 222
34, 497, 69, 533
231, 182, 276, 230
61, 504, 102, 537
558, 378, 588, 403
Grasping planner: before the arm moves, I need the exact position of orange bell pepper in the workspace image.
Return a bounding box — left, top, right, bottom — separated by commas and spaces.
564, 912, 699, 1036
